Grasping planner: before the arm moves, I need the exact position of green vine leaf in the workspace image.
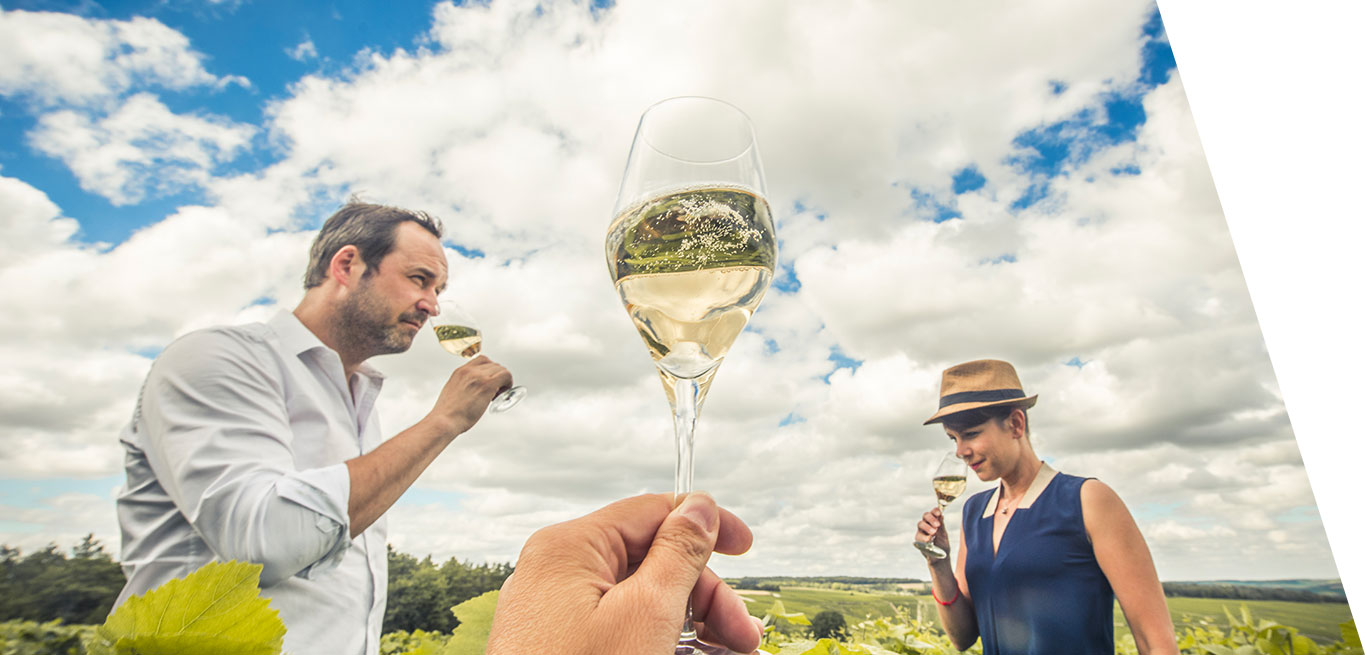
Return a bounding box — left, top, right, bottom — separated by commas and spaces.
439, 590, 499, 655
88, 561, 285, 655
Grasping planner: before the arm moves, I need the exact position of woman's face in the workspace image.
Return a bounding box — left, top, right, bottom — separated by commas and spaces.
946, 411, 1022, 481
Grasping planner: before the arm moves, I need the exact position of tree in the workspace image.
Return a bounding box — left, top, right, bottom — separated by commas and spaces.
809, 610, 848, 640
381, 546, 514, 634
0, 535, 126, 625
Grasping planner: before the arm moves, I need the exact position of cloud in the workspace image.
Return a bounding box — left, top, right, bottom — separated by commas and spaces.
27, 93, 255, 205
0, 0, 1337, 581
0, 9, 221, 106
287, 37, 318, 62
0, 492, 122, 554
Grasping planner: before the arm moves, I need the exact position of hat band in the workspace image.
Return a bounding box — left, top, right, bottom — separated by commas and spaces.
939, 388, 1026, 409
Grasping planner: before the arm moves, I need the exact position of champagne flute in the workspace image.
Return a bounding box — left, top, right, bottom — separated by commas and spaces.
605, 96, 776, 654
431, 297, 527, 412
915, 452, 968, 560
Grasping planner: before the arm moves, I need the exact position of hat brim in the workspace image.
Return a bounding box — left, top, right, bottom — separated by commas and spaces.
923, 395, 1038, 426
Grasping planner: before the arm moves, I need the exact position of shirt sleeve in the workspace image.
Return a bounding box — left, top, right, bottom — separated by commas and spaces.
137, 327, 353, 586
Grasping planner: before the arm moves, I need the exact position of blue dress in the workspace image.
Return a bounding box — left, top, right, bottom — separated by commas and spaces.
961, 472, 1114, 655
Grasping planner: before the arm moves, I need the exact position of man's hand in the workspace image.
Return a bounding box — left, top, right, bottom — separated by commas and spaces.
487, 493, 763, 655
427, 355, 513, 434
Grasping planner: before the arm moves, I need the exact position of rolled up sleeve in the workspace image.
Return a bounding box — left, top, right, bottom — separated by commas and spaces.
139, 328, 354, 586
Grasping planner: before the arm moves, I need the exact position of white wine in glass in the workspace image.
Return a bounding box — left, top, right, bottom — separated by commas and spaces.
916, 452, 968, 560
431, 298, 526, 413
606, 97, 776, 655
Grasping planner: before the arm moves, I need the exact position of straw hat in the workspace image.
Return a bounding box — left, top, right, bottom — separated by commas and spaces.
923, 359, 1038, 425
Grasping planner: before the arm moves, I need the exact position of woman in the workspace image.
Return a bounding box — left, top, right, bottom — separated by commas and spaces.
915, 360, 1177, 655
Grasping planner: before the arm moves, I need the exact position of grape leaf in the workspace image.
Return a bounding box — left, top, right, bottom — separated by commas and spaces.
1342, 621, 1362, 648
440, 590, 499, 655
89, 561, 286, 655
764, 600, 811, 626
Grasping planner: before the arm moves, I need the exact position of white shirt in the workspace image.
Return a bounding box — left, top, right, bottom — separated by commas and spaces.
115, 311, 389, 655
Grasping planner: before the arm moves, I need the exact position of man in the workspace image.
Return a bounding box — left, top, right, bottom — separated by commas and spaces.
113, 201, 512, 655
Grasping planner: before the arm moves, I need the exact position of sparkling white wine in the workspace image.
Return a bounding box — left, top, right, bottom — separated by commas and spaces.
933, 475, 968, 504
606, 185, 776, 403
433, 324, 482, 359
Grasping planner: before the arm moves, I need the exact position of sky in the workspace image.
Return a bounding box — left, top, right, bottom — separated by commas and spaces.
1, 0, 1362, 600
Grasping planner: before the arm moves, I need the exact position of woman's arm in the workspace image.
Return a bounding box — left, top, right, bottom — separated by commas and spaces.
918, 507, 979, 650
1081, 480, 1178, 655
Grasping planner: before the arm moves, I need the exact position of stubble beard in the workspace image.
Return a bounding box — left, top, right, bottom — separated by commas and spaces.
336, 279, 424, 358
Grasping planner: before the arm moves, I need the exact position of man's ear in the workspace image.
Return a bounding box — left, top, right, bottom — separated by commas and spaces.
329, 245, 366, 288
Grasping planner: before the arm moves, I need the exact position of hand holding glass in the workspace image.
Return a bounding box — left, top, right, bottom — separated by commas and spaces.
605, 96, 776, 655
431, 297, 526, 412
915, 452, 968, 560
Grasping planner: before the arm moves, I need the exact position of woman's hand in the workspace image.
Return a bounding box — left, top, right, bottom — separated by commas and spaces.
915, 506, 952, 560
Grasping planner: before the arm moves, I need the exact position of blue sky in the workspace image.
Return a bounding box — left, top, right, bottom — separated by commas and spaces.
0, 0, 1359, 588
1, 0, 445, 244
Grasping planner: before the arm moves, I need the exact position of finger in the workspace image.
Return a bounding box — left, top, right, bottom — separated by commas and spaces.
618, 492, 721, 607
713, 505, 753, 556
692, 567, 762, 654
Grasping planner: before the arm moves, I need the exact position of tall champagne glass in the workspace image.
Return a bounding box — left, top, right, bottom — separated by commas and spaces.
605, 96, 776, 654
916, 452, 968, 559
431, 296, 527, 412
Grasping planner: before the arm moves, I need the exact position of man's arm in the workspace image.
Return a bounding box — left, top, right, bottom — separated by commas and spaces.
139, 329, 353, 585
139, 330, 509, 583
344, 355, 510, 537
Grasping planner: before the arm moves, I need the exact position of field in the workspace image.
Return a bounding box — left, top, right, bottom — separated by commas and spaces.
740, 586, 1356, 644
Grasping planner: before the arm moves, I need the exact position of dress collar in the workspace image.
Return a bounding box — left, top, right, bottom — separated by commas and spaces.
981, 461, 1057, 518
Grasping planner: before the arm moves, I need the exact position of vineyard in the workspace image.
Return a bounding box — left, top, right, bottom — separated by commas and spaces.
2, 567, 1358, 655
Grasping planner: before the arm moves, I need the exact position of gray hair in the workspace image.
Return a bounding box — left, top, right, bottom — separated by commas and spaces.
304, 199, 444, 289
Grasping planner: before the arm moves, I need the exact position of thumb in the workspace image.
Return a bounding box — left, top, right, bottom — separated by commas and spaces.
625, 492, 720, 604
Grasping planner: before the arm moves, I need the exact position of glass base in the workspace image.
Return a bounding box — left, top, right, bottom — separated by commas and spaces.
674, 637, 735, 655
489, 385, 527, 413
914, 539, 948, 560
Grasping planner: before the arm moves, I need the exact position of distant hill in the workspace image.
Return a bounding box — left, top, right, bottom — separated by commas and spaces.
1170, 579, 1345, 596
1161, 580, 1346, 604
727, 576, 1349, 604
729, 576, 923, 593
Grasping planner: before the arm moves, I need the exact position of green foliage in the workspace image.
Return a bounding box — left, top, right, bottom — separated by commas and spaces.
736, 577, 783, 592
384, 545, 513, 634
88, 560, 286, 655
1163, 605, 1363, 655
0, 619, 97, 655
758, 598, 813, 652
381, 629, 452, 655
753, 598, 1360, 655
0, 536, 126, 625
811, 611, 849, 641
439, 590, 500, 655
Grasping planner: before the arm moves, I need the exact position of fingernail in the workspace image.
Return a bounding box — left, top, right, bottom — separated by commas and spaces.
677, 491, 719, 532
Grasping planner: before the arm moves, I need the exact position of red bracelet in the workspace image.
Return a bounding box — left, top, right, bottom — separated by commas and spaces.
932, 585, 960, 606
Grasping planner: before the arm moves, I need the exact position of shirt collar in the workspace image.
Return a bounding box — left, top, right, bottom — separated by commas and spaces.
269, 310, 386, 382
982, 461, 1057, 517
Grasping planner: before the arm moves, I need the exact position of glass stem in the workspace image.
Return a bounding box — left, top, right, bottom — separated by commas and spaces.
672, 375, 699, 642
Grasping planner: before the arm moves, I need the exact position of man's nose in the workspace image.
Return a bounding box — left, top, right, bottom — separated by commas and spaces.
420, 293, 439, 317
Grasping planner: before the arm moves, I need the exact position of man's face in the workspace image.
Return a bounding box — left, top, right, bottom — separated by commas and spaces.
336, 221, 448, 358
